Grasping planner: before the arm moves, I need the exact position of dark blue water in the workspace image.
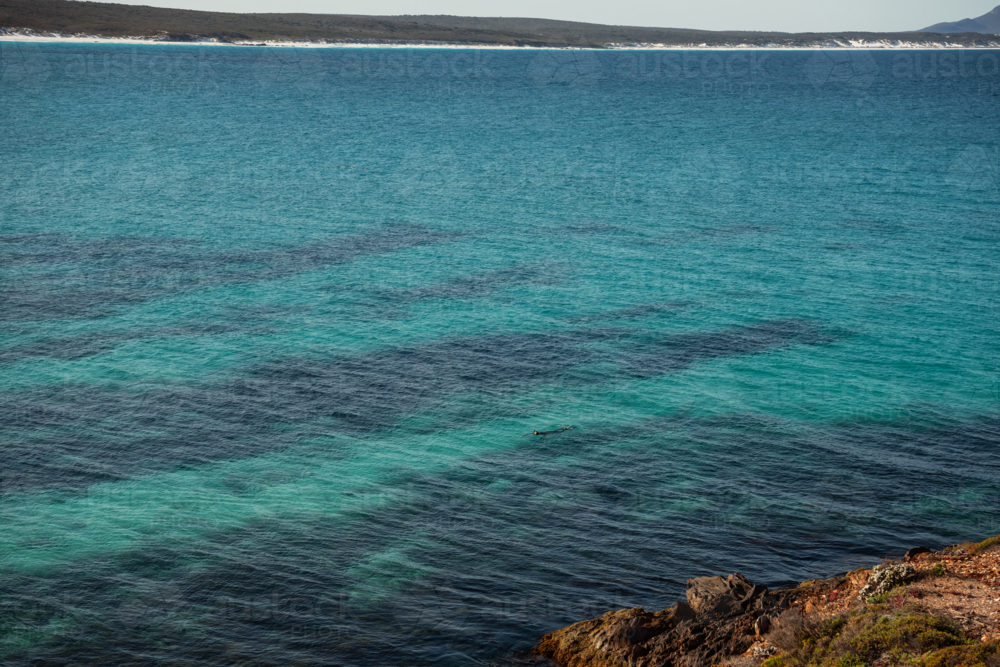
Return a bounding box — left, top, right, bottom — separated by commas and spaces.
1, 43, 999, 665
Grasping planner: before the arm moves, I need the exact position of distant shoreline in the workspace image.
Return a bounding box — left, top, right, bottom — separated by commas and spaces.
3, 29, 1000, 50
6, 1, 1000, 51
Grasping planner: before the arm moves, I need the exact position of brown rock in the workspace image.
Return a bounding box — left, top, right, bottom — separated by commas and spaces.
536, 575, 767, 667
591, 610, 669, 651
686, 576, 730, 614
795, 576, 846, 591
535, 606, 679, 667
673, 601, 697, 622
847, 568, 870, 590
686, 573, 754, 617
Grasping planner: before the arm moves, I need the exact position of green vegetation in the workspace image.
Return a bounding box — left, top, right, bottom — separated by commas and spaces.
816, 617, 848, 638
762, 541, 1000, 667
866, 585, 912, 605
1, 0, 558, 44
1, 0, 998, 46
971, 535, 1000, 555
851, 613, 966, 660
918, 641, 1000, 667
772, 608, 974, 667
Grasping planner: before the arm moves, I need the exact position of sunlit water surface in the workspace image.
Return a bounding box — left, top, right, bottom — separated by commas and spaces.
1, 43, 999, 665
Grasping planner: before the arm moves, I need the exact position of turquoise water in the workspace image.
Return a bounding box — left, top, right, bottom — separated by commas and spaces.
1, 43, 999, 665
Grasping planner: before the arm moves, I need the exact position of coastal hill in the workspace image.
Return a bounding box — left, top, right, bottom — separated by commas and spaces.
2, 0, 999, 46
920, 4, 1000, 34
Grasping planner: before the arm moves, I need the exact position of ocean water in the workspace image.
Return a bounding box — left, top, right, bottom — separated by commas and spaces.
1, 43, 998, 665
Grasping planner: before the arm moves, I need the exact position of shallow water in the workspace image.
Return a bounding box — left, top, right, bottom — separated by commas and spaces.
1, 43, 999, 665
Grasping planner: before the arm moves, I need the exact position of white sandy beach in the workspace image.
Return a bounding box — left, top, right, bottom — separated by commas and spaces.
2, 28, 999, 50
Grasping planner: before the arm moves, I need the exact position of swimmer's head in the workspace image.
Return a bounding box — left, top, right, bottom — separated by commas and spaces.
533, 431, 539, 435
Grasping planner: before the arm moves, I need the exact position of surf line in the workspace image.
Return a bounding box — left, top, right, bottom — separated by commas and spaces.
526, 426, 575, 436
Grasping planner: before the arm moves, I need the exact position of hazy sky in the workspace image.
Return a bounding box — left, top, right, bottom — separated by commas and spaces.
111, 0, 994, 33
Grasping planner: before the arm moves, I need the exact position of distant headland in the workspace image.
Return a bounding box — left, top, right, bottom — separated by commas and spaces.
2, 0, 1000, 49
919, 5, 1000, 35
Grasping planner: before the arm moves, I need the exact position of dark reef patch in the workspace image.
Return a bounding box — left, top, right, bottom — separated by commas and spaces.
0, 224, 458, 321
620, 319, 832, 377
1, 415, 997, 667
0, 319, 830, 494
0, 321, 279, 365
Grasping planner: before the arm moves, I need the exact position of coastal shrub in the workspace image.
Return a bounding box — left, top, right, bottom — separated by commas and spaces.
788, 613, 854, 667
832, 654, 865, 667
971, 535, 1000, 555
932, 563, 948, 576
848, 613, 969, 663
918, 640, 1000, 667
799, 635, 835, 667
814, 617, 847, 639
865, 586, 908, 605
768, 611, 971, 667
770, 609, 808, 651
797, 613, 847, 662
761, 656, 788, 667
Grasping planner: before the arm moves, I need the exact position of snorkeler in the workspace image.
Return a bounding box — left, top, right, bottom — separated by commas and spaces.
526, 426, 575, 436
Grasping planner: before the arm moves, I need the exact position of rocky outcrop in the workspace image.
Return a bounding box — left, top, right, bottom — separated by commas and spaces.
856, 563, 915, 601
534, 537, 1000, 667
535, 572, 851, 667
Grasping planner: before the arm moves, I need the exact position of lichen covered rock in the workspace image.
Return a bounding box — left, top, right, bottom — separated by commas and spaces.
857, 563, 915, 601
